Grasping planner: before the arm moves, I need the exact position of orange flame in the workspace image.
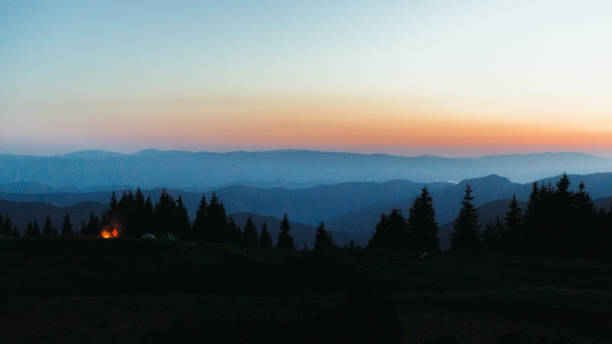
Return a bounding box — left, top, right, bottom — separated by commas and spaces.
100, 228, 119, 239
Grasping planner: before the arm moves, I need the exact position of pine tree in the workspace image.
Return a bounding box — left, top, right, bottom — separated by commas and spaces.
143, 196, 155, 235
154, 189, 176, 236
502, 195, 522, 252
407, 187, 439, 252
42, 215, 56, 238
277, 213, 295, 249
572, 181, 596, 256
314, 222, 336, 252
0, 214, 12, 236
132, 187, 147, 237
110, 192, 118, 211
174, 196, 191, 239
226, 216, 242, 244
206, 193, 228, 242
243, 216, 259, 246
259, 222, 273, 248
84, 213, 100, 236
368, 209, 408, 249
450, 184, 480, 251
192, 195, 208, 241
61, 213, 73, 237
522, 182, 541, 251
79, 221, 87, 235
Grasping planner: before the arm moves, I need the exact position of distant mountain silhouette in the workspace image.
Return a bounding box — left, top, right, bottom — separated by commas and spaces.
3, 150, 612, 188
230, 212, 351, 247
58, 150, 127, 159
0, 181, 131, 194
0, 180, 453, 226
0, 200, 107, 232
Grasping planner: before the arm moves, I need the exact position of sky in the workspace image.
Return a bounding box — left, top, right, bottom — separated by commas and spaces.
1, 0, 612, 156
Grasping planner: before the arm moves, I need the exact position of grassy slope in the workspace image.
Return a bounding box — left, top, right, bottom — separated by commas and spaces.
1, 239, 611, 343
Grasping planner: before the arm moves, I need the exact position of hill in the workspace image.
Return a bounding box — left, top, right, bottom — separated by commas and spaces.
0, 200, 107, 231
1, 239, 611, 343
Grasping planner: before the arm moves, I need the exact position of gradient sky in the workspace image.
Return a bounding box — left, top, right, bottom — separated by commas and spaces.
1, 0, 612, 156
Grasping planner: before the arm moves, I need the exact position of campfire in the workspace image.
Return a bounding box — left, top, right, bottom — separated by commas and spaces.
100, 227, 119, 239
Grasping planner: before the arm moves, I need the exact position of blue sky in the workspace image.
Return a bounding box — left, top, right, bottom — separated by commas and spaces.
2, 1, 612, 156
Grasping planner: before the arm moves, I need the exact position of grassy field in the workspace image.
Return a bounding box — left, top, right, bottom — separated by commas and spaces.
1, 238, 611, 343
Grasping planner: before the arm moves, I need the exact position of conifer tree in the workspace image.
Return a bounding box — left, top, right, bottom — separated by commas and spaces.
110, 192, 118, 211
192, 195, 208, 241
174, 196, 191, 239
61, 213, 73, 237
42, 215, 56, 238
84, 213, 100, 236
277, 213, 295, 249
368, 209, 408, 249
0, 214, 12, 236
407, 187, 439, 252
259, 222, 273, 248
243, 216, 259, 246
154, 189, 176, 236
502, 195, 522, 252
79, 221, 87, 235
450, 184, 480, 251
206, 193, 228, 242
226, 216, 242, 244
143, 196, 155, 235
132, 187, 147, 237
314, 222, 336, 252
32, 221, 41, 237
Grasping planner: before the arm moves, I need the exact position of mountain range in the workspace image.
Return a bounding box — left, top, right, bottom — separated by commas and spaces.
3, 150, 612, 188
3, 171, 612, 246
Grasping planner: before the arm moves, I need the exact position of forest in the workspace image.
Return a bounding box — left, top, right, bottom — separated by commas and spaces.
3, 174, 612, 261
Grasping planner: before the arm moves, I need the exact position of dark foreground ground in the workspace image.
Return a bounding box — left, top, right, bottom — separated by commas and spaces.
1, 239, 611, 343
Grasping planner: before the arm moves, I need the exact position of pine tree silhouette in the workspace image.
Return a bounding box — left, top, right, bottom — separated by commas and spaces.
192, 195, 208, 241
314, 221, 336, 252
407, 187, 440, 252
42, 215, 56, 238
0, 214, 12, 236
259, 222, 273, 248
206, 193, 229, 243
84, 213, 100, 236
175, 196, 191, 239
450, 184, 480, 251
243, 216, 259, 246
368, 209, 408, 249
110, 192, 118, 211
154, 189, 176, 236
277, 213, 295, 249
61, 213, 73, 237
227, 216, 242, 244
502, 195, 522, 252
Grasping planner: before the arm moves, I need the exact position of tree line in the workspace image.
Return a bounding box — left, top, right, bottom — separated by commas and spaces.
368, 174, 612, 259
8, 188, 337, 252
7, 174, 612, 258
